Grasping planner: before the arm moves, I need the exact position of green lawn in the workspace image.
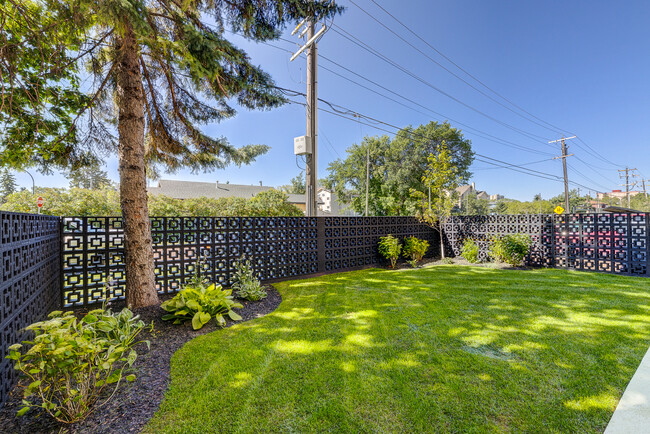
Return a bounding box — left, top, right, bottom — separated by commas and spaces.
145, 265, 650, 433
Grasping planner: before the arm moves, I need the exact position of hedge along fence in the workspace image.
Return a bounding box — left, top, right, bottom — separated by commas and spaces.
442, 213, 649, 276
61, 216, 439, 307
0, 212, 61, 406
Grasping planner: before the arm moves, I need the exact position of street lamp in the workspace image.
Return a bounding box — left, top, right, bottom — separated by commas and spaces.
20, 169, 35, 195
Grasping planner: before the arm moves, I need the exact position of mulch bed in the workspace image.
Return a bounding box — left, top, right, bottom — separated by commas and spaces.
0, 285, 282, 434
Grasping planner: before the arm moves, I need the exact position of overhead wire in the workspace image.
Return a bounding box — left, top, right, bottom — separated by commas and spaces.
346, 1, 568, 136
359, 0, 626, 170
286, 91, 603, 192
328, 24, 555, 146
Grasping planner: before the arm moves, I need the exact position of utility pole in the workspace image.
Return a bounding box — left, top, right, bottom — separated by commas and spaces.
290, 15, 327, 216
305, 18, 317, 216
365, 145, 369, 217
618, 167, 638, 208
643, 178, 648, 199
550, 136, 576, 213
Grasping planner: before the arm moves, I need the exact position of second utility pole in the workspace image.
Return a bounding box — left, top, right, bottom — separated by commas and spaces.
550, 136, 576, 213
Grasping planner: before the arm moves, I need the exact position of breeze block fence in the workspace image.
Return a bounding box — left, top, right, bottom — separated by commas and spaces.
61, 216, 439, 307
443, 213, 649, 276
3, 211, 648, 408
0, 214, 437, 407
1, 212, 61, 405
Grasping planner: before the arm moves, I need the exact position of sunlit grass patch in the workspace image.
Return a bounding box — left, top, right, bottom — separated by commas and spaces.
146, 266, 650, 433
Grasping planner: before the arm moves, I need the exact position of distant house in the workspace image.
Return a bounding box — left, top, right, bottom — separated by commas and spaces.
317, 188, 358, 216
489, 194, 504, 201
596, 189, 642, 201
148, 180, 356, 215
453, 183, 500, 207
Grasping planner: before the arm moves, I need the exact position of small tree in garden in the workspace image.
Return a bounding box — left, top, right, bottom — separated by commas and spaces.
378, 234, 402, 268
402, 236, 429, 267
411, 142, 463, 258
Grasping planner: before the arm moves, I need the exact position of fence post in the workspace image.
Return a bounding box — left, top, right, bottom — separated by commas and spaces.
317, 217, 326, 273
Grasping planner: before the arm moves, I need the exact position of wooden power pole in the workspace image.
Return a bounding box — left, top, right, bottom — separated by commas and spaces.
618, 167, 638, 208
550, 136, 576, 213
290, 15, 327, 216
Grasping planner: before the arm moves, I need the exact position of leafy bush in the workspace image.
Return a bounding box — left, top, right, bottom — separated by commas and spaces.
231, 256, 268, 301
489, 234, 532, 266
402, 236, 429, 267
378, 234, 402, 268
161, 275, 243, 330
7, 308, 149, 423
440, 257, 454, 265
460, 238, 480, 263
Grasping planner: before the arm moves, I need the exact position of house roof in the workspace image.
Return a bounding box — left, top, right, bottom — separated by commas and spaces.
148, 180, 271, 199
148, 179, 323, 204
455, 185, 474, 195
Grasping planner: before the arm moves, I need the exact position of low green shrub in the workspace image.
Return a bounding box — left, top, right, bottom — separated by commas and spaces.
440, 257, 454, 265
231, 256, 268, 301
7, 308, 149, 423
489, 234, 532, 266
460, 238, 480, 263
378, 234, 402, 268
402, 236, 429, 267
161, 281, 243, 330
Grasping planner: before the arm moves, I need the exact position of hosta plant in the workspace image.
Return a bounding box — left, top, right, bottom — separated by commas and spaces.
231, 256, 268, 301
402, 236, 429, 267
378, 234, 402, 268
7, 308, 149, 423
161, 281, 243, 330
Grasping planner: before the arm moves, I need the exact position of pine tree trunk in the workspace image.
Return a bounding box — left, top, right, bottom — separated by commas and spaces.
116, 25, 159, 308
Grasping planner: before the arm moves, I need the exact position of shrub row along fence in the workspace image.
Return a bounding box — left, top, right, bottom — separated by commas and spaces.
61, 216, 439, 307
443, 213, 649, 276
1, 213, 61, 405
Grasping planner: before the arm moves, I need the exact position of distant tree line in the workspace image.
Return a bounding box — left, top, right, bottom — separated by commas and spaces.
0, 188, 303, 217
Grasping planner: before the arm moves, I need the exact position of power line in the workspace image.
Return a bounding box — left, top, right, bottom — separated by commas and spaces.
227, 27, 628, 172
317, 54, 556, 156
328, 25, 554, 146
363, 0, 573, 136
361, 0, 627, 170
261, 38, 556, 157
288, 93, 603, 192
347, 0, 569, 136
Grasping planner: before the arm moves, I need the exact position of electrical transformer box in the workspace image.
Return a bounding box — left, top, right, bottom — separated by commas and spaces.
294, 135, 312, 155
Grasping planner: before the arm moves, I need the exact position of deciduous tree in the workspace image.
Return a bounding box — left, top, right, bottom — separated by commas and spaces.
411, 142, 461, 258
326, 122, 473, 216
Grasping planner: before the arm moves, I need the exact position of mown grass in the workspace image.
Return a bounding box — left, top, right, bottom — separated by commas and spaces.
145, 265, 650, 433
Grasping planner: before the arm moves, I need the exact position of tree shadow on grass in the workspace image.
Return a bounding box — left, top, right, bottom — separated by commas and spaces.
145, 266, 650, 433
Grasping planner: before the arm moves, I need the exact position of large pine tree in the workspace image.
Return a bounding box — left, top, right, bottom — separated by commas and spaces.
1, 0, 342, 307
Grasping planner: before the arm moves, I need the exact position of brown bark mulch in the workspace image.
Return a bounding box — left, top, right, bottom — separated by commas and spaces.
0, 285, 282, 434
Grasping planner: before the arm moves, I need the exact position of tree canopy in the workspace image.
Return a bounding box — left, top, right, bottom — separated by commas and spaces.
326, 122, 473, 216
66, 161, 113, 189
1, 187, 303, 216
2, 0, 342, 307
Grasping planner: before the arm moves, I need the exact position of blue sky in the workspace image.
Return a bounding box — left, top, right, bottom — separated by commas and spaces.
16, 0, 650, 201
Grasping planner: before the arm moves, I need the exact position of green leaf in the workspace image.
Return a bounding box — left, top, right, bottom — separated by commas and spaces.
126, 374, 136, 382
227, 310, 242, 321
17, 407, 30, 417
126, 349, 137, 366
192, 312, 205, 330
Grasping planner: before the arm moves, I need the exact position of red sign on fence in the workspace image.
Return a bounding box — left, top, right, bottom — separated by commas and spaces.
36, 197, 44, 208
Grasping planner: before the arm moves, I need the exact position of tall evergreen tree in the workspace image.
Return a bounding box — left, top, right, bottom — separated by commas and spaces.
66, 161, 113, 189
0, 169, 17, 201
2, 0, 342, 307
